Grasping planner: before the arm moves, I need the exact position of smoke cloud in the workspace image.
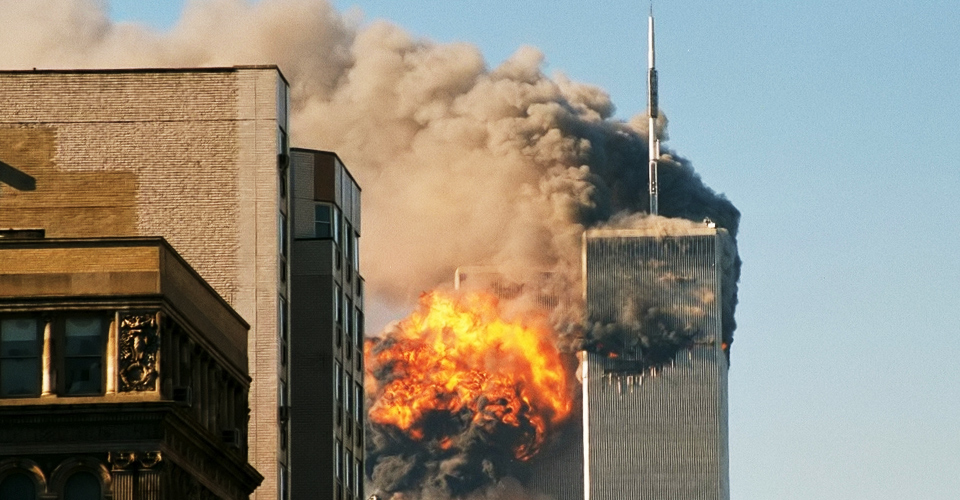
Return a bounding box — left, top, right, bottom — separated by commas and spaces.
0, 1, 740, 498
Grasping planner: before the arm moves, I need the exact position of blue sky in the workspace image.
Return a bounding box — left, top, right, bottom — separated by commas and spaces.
111, 1, 960, 498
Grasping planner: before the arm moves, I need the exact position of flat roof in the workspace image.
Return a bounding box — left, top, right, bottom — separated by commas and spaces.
0, 65, 288, 85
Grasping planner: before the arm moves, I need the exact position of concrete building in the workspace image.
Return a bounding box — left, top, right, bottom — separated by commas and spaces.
0, 67, 291, 498
289, 149, 364, 500
0, 237, 261, 499
581, 226, 731, 500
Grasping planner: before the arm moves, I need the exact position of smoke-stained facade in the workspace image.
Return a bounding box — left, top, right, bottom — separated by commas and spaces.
582, 226, 730, 500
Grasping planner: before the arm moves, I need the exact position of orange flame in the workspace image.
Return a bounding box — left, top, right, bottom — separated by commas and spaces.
365, 291, 572, 460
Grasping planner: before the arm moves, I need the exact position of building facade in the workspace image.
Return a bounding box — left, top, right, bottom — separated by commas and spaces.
289, 149, 364, 500
0, 237, 261, 499
581, 226, 730, 500
0, 67, 291, 499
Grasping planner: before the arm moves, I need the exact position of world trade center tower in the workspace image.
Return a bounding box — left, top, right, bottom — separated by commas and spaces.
581, 225, 731, 500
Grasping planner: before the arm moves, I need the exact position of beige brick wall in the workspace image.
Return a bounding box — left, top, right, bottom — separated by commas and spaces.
0, 68, 285, 499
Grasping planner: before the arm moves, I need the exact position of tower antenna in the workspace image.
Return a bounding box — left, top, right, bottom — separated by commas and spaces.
647, 2, 660, 215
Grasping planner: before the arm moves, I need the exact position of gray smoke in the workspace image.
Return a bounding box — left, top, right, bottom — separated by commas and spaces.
0, 1, 740, 498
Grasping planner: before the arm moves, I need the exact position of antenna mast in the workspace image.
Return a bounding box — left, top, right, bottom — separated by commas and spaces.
647, 4, 660, 215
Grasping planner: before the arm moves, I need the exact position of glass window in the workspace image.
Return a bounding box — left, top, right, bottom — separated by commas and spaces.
279, 212, 288, 258
345, 449, 353, 494
335, 361, 342, 402
279, 463, 288, 500
334, 207, 342, 244
335, 286, 342, 325
0, 472, 35, 500
0, 318, 41, 397
354, 458, 361, 498
64, 317, 105, 395
314, 204, 332, 239
354, 382, 363, 423
336, 440, 343, 480
279, 296, 288, 341
345, 298, 353, 350
352, 231, 359, 271
344, 373, 352, 418
353, 309, 361, 347
64, 471, 100, 500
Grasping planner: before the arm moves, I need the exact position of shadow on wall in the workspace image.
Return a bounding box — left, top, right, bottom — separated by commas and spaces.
0, 160, 36, 191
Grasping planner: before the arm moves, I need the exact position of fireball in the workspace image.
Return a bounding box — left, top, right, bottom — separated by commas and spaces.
365, 291, 572, 461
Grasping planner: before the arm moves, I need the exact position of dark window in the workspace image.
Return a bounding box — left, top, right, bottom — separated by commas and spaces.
279, 296, 288, 366
335, 208, 342, 244
336, 440, 343, 480
0, 318, 41, 397
314, 204, 332, 238
335, 361, 343, 402
64, 471, 100, 500
353, 309, 362, 347
0, 472, 35, 500
279, 463, 288, 500
345, 298, 353, 353
344, 222, 353, 282
63, 317, 105, 395
344, 374, 352, 417
345, 449, 353, 496
335, 286, 342, 325
278, 128, 288, 199
279, 213, 288, 258
355, 382, 363, 425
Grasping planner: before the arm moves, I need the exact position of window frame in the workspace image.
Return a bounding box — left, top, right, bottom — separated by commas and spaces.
0, 316, 43, 398
58, 314, 108, 397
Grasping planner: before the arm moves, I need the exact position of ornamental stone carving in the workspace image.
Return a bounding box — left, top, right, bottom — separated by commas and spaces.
108, 451, 163, 470
118, 313, 160, 392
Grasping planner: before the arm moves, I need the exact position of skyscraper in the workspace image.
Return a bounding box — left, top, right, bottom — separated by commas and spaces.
581, 225, 731, 500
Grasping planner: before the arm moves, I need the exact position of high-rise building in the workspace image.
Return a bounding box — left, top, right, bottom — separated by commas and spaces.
581, 226, 731, 500
289, 149, 365, 500
0, 66, 292, 499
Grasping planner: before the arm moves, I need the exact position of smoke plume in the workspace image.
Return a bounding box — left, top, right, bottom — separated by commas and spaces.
0, 1, 740, 498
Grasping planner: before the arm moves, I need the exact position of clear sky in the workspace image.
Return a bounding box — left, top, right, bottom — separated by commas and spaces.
109, 1, 960, 498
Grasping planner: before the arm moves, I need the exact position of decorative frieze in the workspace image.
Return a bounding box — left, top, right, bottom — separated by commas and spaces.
118, 313, 160, 392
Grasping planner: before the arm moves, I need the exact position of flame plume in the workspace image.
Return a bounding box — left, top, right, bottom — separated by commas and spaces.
367, 291, 571, 459
365, 291, 573, 496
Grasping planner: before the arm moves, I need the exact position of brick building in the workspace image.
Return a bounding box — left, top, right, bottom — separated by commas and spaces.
0, 67, 297, 499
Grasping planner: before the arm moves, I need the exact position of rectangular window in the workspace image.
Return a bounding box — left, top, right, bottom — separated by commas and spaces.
336, 439, 343, 480
279, 463, 289, 500
353, 309, 361, 347
314, 204, 332, 239
334, 207, 342, 243
63, 316, 105, 395
345, 297, 353, 352
344, 222, 353, 282
354, 382, 363, 425
0, 318, 41, 397
345, 449, 353, 494
279, 212, 288, 258
335, 361, 343, 402
345, 373, 352, 418
354, 458, 361, 498
352, 231, 359, 272
335, 286, 342, 324
279, 296, 288, 366
278, 127, 289, 199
